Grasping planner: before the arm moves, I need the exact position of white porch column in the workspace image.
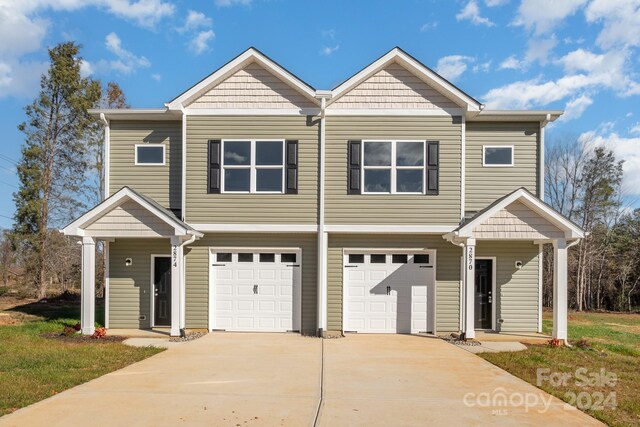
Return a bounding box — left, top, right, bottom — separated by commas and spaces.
81, 236, 96, 335
553, 238, 568, 341
170, 236, 183, 337
463, 238, 476, 339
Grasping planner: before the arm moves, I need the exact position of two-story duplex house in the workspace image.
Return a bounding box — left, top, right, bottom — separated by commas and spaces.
63, 47, 584, 342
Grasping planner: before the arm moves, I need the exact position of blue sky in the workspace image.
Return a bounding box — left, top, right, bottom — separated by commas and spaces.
0, 0, 639, 228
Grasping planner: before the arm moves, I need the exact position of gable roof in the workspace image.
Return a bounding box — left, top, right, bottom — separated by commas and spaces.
62, 186, 203, 238
445, 188, 585, 241
166, 47, 319, 110
328, 47, 483, 113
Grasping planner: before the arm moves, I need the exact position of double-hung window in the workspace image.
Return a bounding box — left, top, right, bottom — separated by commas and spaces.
222, 140, 285, 193
362, 140, 425, 194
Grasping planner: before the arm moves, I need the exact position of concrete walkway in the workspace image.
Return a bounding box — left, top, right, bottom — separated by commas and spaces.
0, 333, 602, 427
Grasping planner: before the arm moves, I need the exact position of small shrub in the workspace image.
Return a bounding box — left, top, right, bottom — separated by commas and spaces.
548, 338, 562, 347
73, 322, 81, 331
92, 327, 107, 339
62, 326, 77, 336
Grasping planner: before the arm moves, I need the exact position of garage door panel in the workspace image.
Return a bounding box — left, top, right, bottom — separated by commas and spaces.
212, 250, 300, 332
345, 252, 434, 334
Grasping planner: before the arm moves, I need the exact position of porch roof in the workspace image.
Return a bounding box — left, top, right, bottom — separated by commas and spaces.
445, 188, 585, 243
61, 186, 203, 239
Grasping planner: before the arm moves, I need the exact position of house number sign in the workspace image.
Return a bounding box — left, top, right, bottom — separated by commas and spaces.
172, 246, 178, 268
466, 245, 474, 271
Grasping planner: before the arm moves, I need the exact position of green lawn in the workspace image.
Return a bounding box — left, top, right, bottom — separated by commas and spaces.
0, 300, 163, 417
481, 311, 640, 427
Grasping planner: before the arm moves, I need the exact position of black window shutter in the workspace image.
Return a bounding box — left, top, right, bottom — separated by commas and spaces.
208, 139, 221, 194
347, 140, 361, 195
285, 140, 298, 194
426, 141, 439, 196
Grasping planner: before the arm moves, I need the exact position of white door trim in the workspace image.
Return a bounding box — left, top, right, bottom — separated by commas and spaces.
342, 248, 437, 334
476, 257, 497, 331
150, 254, 171, 328
208, 247, 303, 332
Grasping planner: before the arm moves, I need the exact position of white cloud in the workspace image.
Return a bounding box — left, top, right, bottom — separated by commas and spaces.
320, 44, 340, 56
100, 0, 175, 28
525, 36, 557, 65
499, 55, 525, 70
585, 0, 640, 49
104, 32, 150, 73
578, 130, 640, 195
189, 30, 215, 55
513, 0, 587, 35
558, 94, 593, 122
485, 0, 509, 6
0, 60, 49, 99
178, 10, 212, 32
630, 123, 640, 135
435, 55, 475, 82
215, 0, 252, 6
485, 47, 640, 108
419, 22, 438, 32
80, 59, 94, 77
151, 73, 161, 82
456, 0, 495, 27
473, 60, 491, 73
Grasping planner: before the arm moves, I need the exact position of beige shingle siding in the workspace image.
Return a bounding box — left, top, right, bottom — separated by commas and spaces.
477, 241, 539, 333
184, 233, 318, 334
330, 63, 459, 110
186, 62, 317, 110
109, 238, 169, 328
473, 201, 564, 240
85, 200, 175, 237
325, 116, 461, 225
109, 121, 182, 211
326, 234, 462, 333
465, 122, 540, 212
185, 116, 319, 224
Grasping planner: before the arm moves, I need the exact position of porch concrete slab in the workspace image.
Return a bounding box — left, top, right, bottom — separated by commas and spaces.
474, 330, 551, 344
460, 341, 528, 354
108, 328, 171, 338
318, 334, 602, 426
0, 333, 322, 427
122, 337, 179, 348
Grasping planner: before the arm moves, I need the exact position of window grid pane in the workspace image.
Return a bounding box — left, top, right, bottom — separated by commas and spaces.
362, 141, 426, 194
222, 140, 285, 193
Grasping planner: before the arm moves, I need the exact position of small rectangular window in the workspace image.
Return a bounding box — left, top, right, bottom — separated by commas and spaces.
370, 254, 386, 264
392, 254, 408, 264
483, 146, 514, 167
216, 253, 231, 262
135, 145, 165, 165
348, 254, 365, 264
259, 253, 275, 263
281, 253, 296, 263
238, 253, 253, 262
413, 254, 430, 264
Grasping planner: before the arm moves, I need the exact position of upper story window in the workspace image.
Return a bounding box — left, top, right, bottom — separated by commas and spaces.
362, 140, 425, 194
135, 144, 165, 166
222, 140, 284, 193
483, 145, 514, 167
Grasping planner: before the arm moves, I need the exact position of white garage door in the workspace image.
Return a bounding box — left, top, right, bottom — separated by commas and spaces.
210, 250, 301, 332
344, 251, 435, 334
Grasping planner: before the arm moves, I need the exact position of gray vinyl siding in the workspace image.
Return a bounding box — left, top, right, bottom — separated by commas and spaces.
465, 122, 540, 212
109, 121, 182, 211
184, 233, 318, 334
108, 238, 170, 328
185, 116, 319, 224
325, 116, 461, 225
326, 234, 462, 333
477, 241, 540, 333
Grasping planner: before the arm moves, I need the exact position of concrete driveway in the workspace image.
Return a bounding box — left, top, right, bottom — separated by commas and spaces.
0, 333, 601, 427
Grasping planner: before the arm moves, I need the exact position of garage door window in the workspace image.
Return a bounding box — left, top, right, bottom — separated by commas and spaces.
370, 254, 386, 263
349, 254, 365, 264
413, 254, 430, 264
281, 253, 296, 263
217, 253, 231, 262
259, 253, 275, 262
392, 254, 408, 263
238, 253, 253, 262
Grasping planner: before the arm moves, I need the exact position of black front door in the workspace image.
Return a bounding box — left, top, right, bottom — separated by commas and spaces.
153, 257, 172, 327
475, 259, 493, 329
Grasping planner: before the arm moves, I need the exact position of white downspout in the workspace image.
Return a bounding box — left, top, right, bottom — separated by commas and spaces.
100, 113, 110, 200
460, 115, 466, 219
316, 92, 331, 336
179, 232, 198, 332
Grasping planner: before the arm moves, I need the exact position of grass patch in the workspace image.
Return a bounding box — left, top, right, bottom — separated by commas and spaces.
481, 312, 640, 427
0, 299, 163, 416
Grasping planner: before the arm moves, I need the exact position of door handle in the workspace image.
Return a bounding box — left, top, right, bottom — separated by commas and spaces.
253, 285, 258, 295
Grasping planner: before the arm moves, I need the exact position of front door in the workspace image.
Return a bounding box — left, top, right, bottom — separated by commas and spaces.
475, 259, 493, 329
153, 256, 172, 327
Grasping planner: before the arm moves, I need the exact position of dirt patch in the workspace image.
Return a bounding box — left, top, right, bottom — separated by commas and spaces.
0, 296, 38, 311
0, 313, 20, 325
41, 333, 127, 343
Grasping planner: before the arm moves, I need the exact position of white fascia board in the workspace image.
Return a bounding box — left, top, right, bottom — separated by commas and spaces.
456, 189, 584, 239
88, 108, 180, 121
184, 108, 321, 116
167, 49, 319, 110
324, 108, 463, 116
329, 48, 481, 111
469, 110, 563, 124
62, 188, 190, 237
189, 223, 318, 233
324, 225, 455, 233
